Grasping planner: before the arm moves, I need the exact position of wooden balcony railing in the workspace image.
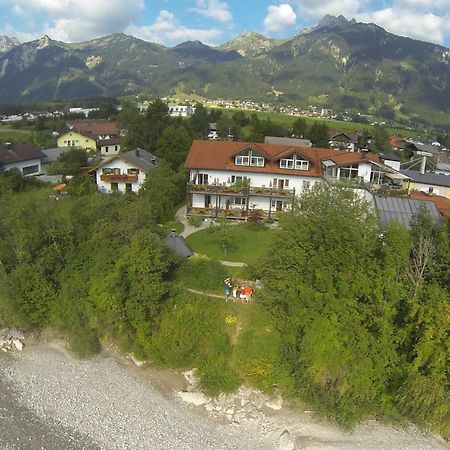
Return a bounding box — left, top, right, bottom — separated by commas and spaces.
187, 183, 295, 197
100, 173, 138, 182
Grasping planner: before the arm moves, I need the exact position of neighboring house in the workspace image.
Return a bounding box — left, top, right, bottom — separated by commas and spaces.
57, 130, 98, 151
264, 136, 312, 147
380, 153, 401, 172
185, 140, 404, 219
0, 143, 45, 175
97, 137, 121, 156
168, 105, 195, 117
90, 148, 158, 193
328, 131, 359, 152
400, 169, 450, 198
57, 120, 120, 152
389, 135, 406, 152
372, 194, 442, 228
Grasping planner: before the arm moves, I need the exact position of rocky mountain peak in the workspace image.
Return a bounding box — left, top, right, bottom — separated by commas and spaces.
317, 14, 350, 28
0, 35, 20, 53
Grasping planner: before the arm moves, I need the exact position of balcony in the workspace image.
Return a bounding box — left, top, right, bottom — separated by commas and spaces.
100, 173, 138, 182
187, 183, 295, 197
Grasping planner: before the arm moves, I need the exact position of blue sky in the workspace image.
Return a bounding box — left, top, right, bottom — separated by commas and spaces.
1, 0, 450, 47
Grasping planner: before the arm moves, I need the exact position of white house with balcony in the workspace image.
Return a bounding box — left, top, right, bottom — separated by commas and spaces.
90, 148, 158, 193
185, 140, 407, 219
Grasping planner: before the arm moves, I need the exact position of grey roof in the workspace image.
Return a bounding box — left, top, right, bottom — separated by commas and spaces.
264, 136, 312, 147
119, 149, 159, 171
0, 143, 45, 165
373, 195, 442, 228
41, 147, 73, 164
164, 230, 193, 257
400, 169, 450, 188
381, 152, 401, 162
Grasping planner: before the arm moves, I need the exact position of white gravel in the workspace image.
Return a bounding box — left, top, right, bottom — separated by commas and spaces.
1, 342, 448, 450
1, 344, 275, 450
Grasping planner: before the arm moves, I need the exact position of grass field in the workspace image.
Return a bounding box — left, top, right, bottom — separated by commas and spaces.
216, 107, 419, 138
185, 223, 274, 265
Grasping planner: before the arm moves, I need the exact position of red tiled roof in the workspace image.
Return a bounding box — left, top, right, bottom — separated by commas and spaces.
68, 120, 119, 137
185, 140, 380, 177
409, 191, 450, 216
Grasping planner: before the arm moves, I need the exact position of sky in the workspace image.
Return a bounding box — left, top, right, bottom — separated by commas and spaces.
0, 0, 450, 48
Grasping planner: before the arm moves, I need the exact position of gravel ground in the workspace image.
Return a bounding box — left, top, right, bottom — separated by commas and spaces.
0, 344, 275, 450
0, 342, 448, 450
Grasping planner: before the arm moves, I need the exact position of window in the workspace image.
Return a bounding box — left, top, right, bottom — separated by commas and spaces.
284, 179, 289, 187
105, 147, 109, 153
110, 183, 118, 191
102, 168, 114, 174
280, 156, 309, 170
196, 173, 209, 185
127, 168, 139, 175
22, 164, 39, 175
250, 156, 264, 167
428, 187, 434, 194
231, 175, 249, 185
339, 164, 359, 180
234, 197, 246, 206
295, 160, 309, 170
370, 170, 384, 185
235, 155, 249, 166
273, 178, 278, 188
280, 158, 294, 169
125, 183, 132, 192
303, 180, 311, 189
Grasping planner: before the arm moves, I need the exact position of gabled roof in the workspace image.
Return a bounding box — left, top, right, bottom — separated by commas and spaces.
230, 142, 272, 159
401, 169, 450, 188
0, 143, 45, 165
89, 148, 159, 173
184, 140, 383, 178
67, 120, 119, 137
329, 131, 359, 143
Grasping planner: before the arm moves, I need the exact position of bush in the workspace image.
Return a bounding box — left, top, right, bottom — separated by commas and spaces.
198, 356, 240, 397
150, 293, 232, 368
179, 256, 227, 291
188, 215, 204, 228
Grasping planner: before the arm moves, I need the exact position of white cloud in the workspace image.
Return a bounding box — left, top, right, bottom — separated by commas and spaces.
3, 0, 145, 42
357, 8, 450, 45
264, 4, 297, 33
191, 0, 233, 23
126, 10, 223, 46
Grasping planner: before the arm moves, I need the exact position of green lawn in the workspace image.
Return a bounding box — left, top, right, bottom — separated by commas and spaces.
218, 107, 419, 138
186, 223, 274, 264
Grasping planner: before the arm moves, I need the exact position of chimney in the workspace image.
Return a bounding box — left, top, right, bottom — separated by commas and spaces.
135, 149, 140, 157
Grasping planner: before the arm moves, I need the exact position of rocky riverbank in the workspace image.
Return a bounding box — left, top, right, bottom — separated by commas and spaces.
0, 335, 447, 450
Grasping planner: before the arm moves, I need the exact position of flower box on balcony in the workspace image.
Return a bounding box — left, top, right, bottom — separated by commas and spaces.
100, 173, 138, 182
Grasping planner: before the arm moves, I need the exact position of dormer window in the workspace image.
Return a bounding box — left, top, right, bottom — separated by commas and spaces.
251, 156, 264, 167
279, 154, 309, 170
235, 150, 265, 167
235, 155, 249, 166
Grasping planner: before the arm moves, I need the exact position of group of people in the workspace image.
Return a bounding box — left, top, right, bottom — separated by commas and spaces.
224, 278, 253, 303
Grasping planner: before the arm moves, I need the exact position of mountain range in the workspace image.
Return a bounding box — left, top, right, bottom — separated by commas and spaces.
1, 15, 450, 129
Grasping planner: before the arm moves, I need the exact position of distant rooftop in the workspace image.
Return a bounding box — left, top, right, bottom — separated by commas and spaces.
264, 136, 312, 147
